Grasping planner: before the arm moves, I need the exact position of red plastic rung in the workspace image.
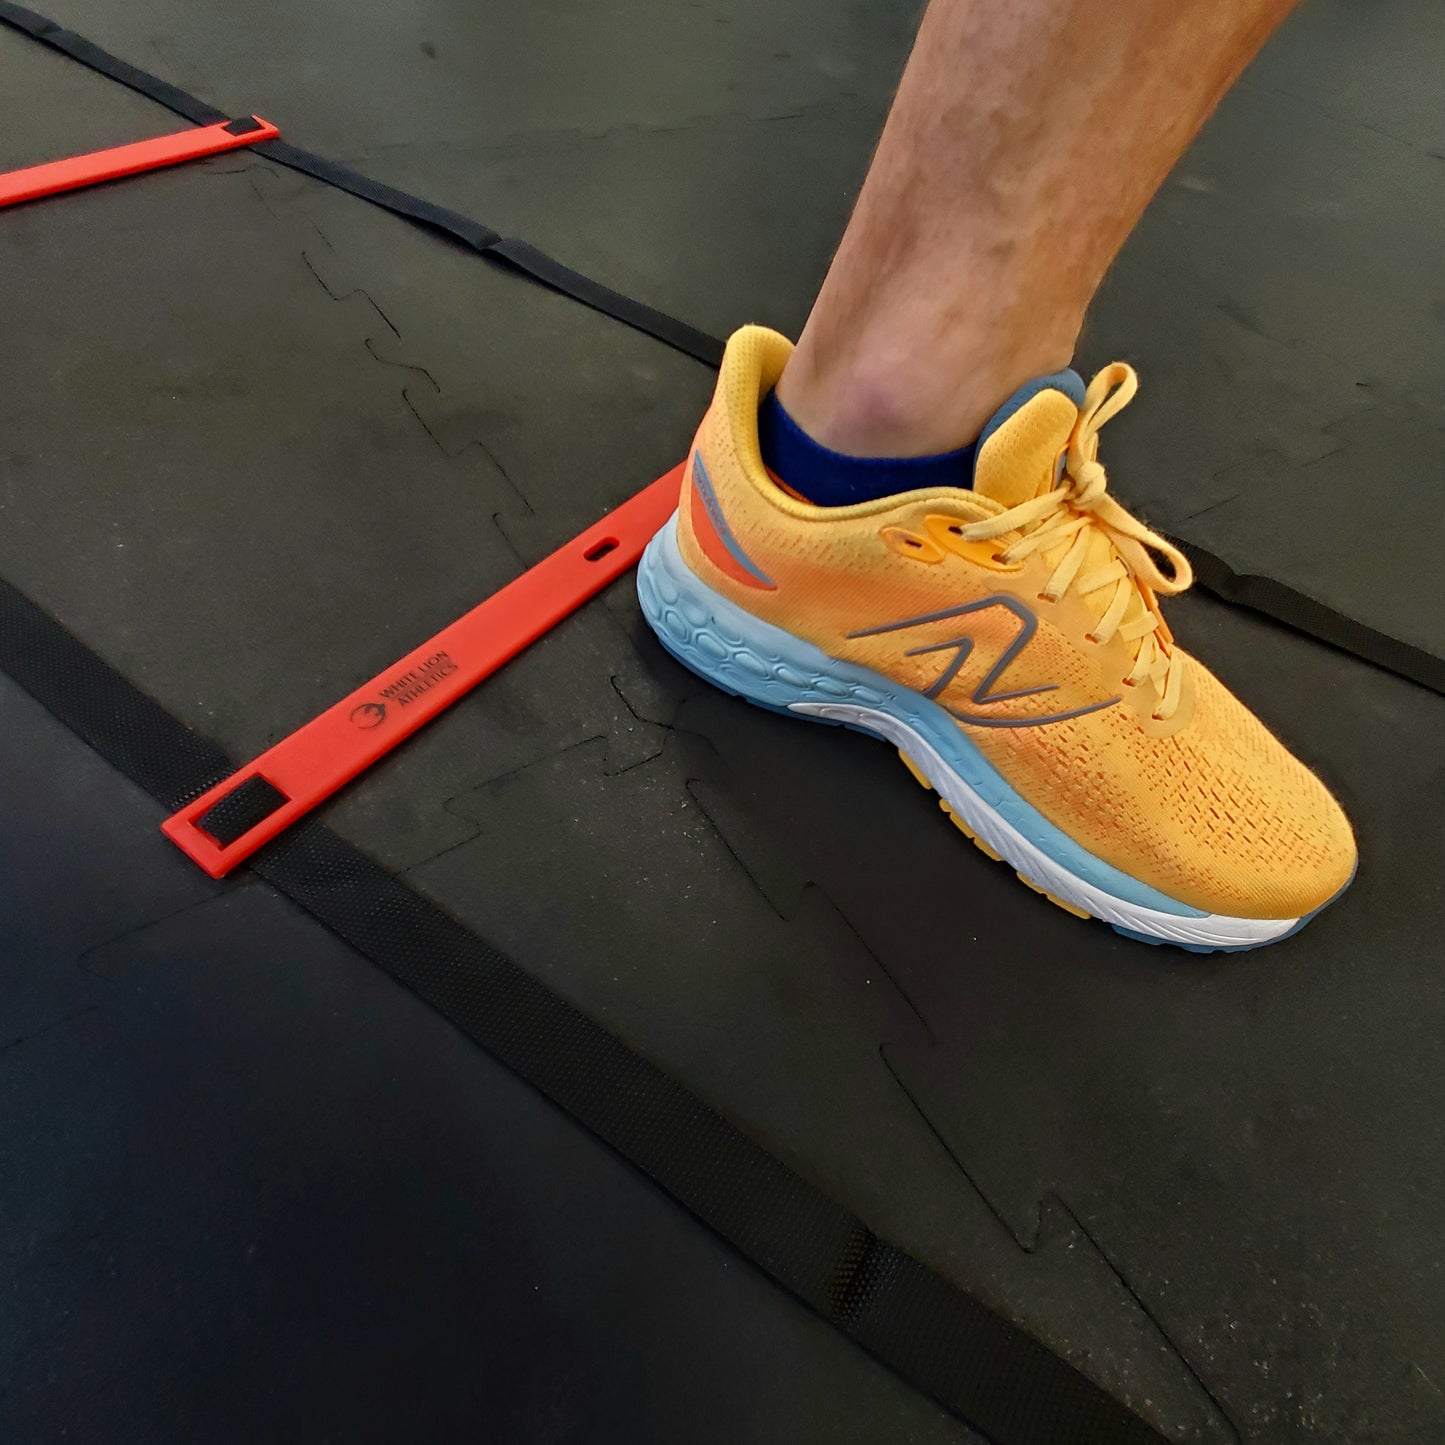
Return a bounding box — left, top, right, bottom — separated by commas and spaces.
162, 465, 686, 877
0, 116, 280, 209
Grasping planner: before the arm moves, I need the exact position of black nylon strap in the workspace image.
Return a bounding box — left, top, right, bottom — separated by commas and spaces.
197, 774, 289, 846
251, 140, 725, 367
256, 139, 501, 250
0, 570, 1166, 1445
2, 0, 1440, 689
483, 234, 724, 367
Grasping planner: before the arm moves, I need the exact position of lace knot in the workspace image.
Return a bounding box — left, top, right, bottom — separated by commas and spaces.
1067, 458, 1108, 510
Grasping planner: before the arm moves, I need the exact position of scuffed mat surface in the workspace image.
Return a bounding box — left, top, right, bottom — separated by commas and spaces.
2, 1, 1444, 1440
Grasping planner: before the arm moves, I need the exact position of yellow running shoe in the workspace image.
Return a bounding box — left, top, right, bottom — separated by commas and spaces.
637, 326, 1356, 951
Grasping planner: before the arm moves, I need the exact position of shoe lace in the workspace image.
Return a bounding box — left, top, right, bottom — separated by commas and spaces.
959, 363, 1194, 720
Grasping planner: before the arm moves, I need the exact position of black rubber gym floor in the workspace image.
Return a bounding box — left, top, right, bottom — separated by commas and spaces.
2, 1, 1442, 1440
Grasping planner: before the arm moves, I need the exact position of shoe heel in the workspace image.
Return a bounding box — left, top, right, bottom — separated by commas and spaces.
637, 516, 818, 716
638, 516, 748, 695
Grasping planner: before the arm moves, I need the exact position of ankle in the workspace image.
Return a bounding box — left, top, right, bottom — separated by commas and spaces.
775, 345, 937, 458
775, 324, 1079, 459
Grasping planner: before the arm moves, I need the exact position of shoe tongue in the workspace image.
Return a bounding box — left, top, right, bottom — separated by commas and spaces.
971, 369, 1085, 508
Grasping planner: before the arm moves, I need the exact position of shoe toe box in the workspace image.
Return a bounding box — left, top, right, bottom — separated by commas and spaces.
1148, 663, 1357, 921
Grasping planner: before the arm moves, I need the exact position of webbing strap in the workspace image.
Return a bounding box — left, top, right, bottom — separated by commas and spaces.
0, 570, 1167, 1445
0, 0, 1432, 692
253, 140, 725, 366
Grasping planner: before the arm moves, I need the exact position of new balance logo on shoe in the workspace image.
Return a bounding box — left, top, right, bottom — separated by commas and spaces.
849, 595, 1119, 728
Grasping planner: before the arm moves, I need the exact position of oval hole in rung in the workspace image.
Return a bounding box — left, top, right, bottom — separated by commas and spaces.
584, 536, 620, 562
